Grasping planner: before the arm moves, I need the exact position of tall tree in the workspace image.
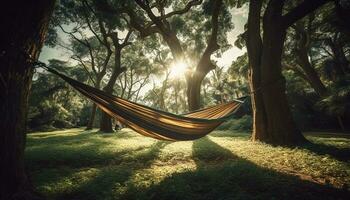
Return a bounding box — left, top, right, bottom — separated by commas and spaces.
0, 1, 56, 198
55, 0, 136, 132
55, 0, 114, 130
99, 30, 133, 132
246, 0, 331, 145
97, 0, 232, 111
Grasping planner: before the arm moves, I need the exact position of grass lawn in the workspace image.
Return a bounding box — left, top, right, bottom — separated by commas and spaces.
26, 128, 350, 200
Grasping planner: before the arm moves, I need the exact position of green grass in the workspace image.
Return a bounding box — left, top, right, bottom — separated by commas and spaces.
26, 128, 350, 200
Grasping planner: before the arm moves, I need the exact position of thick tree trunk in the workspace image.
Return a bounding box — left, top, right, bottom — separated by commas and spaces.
247, 1, 306, 145
259, 9, 305, 145
162, 31, 184, 61
187, 74, 203, 111
0, 1, 55, 199
99, 111, 114, 133
246, 1, 268, 140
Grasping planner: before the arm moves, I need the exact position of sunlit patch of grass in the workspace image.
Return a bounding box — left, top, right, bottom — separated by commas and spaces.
210, 135, 350, 189
26, 128, 350, 200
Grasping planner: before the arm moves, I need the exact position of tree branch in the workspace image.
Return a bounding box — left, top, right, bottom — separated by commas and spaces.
58, 24, 88, 47
71, 55, 96, 85
282, 0, 331, 28
121, 29, 133, 48
196, 0, 222, 73
161, 0, 202, 19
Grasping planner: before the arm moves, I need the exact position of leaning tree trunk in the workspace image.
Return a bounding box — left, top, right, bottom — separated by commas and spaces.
186, 0, 222, 111
296, 50, 328, 96
0, 1, 55, 199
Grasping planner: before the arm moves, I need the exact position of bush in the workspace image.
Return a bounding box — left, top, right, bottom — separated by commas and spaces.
217, 115, 252, 131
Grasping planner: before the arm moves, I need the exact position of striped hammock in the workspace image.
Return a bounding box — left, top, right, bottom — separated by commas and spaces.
47, 68, 244, 141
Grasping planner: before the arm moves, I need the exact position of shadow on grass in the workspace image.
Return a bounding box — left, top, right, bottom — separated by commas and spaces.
27, 129, 99, 146
26, 129, 166, 170
120, 137, 349, 200
53, 141, 169, 200
209, 131, 251, 139
26, 138, 119, 170
298, 140, 350, 162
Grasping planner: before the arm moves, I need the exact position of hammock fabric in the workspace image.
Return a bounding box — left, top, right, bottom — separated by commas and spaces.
47, 68, 244, 141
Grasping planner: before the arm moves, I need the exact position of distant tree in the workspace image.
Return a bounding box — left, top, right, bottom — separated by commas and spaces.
55, 0, 113, 130
0, 1, 55, 198
115, 39, 157, 102
283, 3, 350, 131
53, 0, 135, 132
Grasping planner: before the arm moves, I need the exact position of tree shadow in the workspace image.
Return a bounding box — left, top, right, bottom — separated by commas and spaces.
26, 128, 162, 170
297, 140, 350, 162
192, 137, 238, 166
119, 137, 348, 200
209, 131, 251, 139
53, 141, 170, 200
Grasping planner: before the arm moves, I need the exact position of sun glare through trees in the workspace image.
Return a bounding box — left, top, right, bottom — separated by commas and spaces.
1, 0, 350, 199
169, 60, 190, 79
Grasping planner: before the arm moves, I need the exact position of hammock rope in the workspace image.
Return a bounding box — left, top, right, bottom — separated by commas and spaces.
36, 64, 246, 141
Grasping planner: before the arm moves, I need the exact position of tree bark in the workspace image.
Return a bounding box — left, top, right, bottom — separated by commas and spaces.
296, 45, 328, 96
86, 103, 97, 130
99, 35, 126, 133
187, 0, 222, 111
0, 1, 55, 199
187, 72, 206, 110
260, 2, 305, 145
86, 77, 102, 130
326, 36, 350, 75
247, 0, 307, 145
246, 1, 268, 141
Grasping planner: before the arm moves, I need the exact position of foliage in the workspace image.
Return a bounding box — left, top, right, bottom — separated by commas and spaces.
36, 0, 350, 132
316, 76, 350, 117
216, 115, 252, 131
28, 60, 90, 131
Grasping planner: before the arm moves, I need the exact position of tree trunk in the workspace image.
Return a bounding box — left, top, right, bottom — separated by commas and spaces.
247, 1, 306, 145
162, 31, 184, 61
100, 45, 124, 133
86, 103, 97, 130
327, 37, 349, 74
246, 1, 268, 141
187, 0, 222, 111
86, 78, 102, 130
296, 47, 328, 96
99, 111, 114, 133
0, 1, 55, 199
187, 73, 204, 111
259, 8, 305, 145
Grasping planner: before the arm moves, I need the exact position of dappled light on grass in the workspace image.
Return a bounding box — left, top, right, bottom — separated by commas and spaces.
26, 128, 350, 199
210, 135, 350, 188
